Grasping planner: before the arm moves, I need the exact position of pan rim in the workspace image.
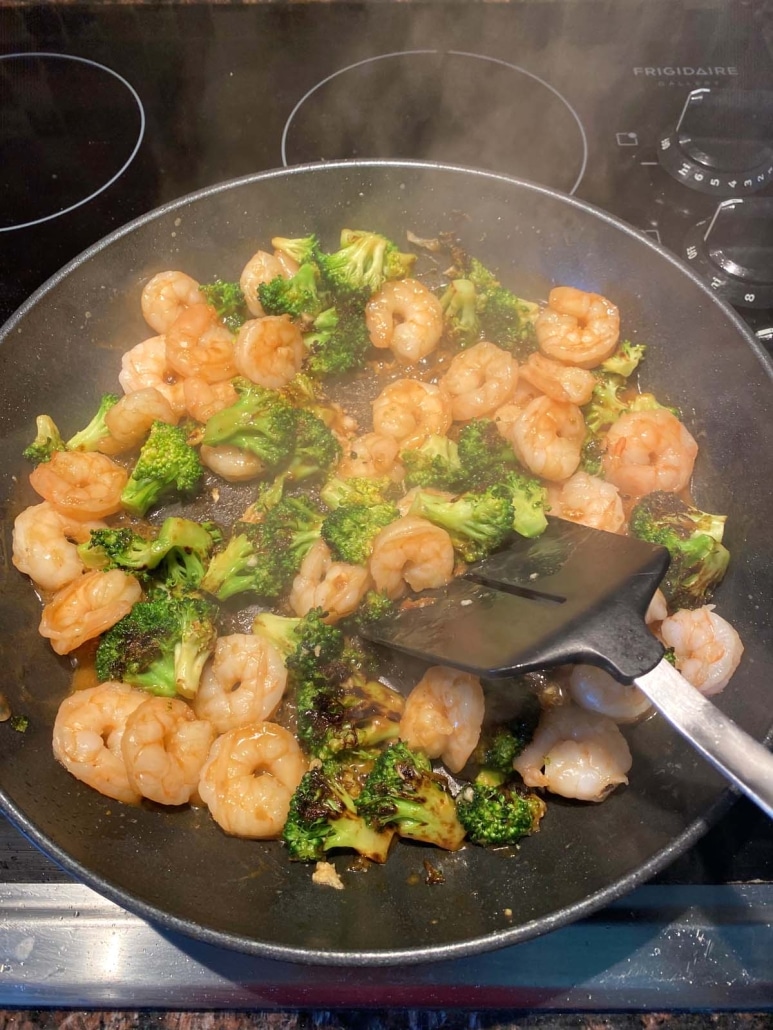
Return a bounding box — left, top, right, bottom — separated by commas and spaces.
1, 158, 769, 966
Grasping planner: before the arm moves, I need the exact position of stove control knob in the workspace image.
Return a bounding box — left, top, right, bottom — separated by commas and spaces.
658, 89, 773, 196
683, 198, 773, 308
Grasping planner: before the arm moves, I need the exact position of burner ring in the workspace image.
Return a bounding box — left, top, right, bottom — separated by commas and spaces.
281, 50, 587, 195
0, 52, 146, 233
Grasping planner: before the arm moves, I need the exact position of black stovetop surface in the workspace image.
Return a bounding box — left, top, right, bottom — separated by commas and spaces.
1, 0, 772, 973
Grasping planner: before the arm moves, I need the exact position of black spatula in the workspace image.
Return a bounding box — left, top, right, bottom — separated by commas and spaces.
361, 518, 773, 818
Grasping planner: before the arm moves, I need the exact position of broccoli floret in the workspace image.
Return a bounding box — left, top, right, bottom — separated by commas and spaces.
317, 229, 415, 302
583, 373, 629, 437
284, 409, 341, 482
95, 595, 217, 699
239, 472, 287, 523
258, 263, 325, 320
320, 475, 394, 510
472, 703, 541, 787
252, 609, 345, 681
348, 590, 397, 634
465, 258, 539, 358
456, 418, 521, 490
303, 305, 372, 378
408, 486, 514, 563
401, 435, 463, 491
271, 234, 321, 266
79, 517, 219, 593
200, 496, 323, 601
356, 741, 466, 850
601, 340, 647, 378
628, 491, 730, 609
456, 781, 546, 847
120, 421, 203, 517
440, 279, 481, 349
201, 379, 296, 468
321, 502, 399, 566
199, 279, 249, 331
66, 394, 120, 452
23, 415, 66, 465
499, 469, 549, 539
295, 669, 405, 761
283, 758, 395, 863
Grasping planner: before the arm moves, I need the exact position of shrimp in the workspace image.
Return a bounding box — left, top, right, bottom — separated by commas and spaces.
513, 703, 632, 802
52, 682, 148, 804
193, 634, 288, 735
371, 379, 452, 450
288, 539, 372, 623
658, 606, 743, 696
368, 515, 455, 599
439, 341, 518, 421
182, 376, 238, 423
12, 502, 106, 592
519, 352, 596, 406
646, 588, 668, 626
118, 335, 186, 417
547, 470, 625, 533
29, 450, 128, 520
39, 569, 142, 654
165, 302, 238, 383
399, 666, 485, 774
141, 270, 202, 334
199, 444, 264, 483
568, 665, 652, 723
535, 286, 620, 368
233, 315, 304, 389
121, 697, 216, 806
198, 722, 308, 838
337, 432, 402, 481
504, 395, 586, 482
239, 250, 288, 318
603, 408, 698, 497
365, 279, 443, 363
98, 386, 178, 454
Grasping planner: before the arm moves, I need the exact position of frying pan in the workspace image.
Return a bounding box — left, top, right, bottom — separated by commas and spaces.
1, 161, 771, 966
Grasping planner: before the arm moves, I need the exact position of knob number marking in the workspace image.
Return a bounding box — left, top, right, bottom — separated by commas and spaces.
745, 293, 756, 303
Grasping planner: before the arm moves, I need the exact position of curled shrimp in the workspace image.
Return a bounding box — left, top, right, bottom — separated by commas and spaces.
39, 569, 142, 654
52, 682, 148, 804
371, 379, 452, 450
547, 470, 625, 533
121, 697, 215, 806
165, 303, 238, 383
659, 606, 743, 696
365, 279, 443, 363
98, 386, 178, 454
30, 450, 128, 520
199, 444, 264, 483
535, 286, 620, 368
288, 539, 372, 623
603, 408, 698, 497
12, 501, 106, 592
182, 377, 238, 423
439, 341, 518, 421
519, 352, 596, 406
239, 250, 295, 318
198, 722, 308, 838
337, 432, 403, 481
503, 395, 585, 482
368, 515, 455, 599
399, 666, 485, 774
141, 271, 201, 334
568, 665, 652, 723
233, 315, 304, 390
513, 703, 632, 802
193, 634, 288, 735
118, 335, 186, 417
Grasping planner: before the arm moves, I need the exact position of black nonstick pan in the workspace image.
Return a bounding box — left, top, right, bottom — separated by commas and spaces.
1, 160, 771, 965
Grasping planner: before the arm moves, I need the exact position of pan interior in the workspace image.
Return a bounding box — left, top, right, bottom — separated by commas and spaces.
1, 161, 771, 964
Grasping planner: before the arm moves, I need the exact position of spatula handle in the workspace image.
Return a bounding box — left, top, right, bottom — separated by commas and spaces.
634, 659, 773, 819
